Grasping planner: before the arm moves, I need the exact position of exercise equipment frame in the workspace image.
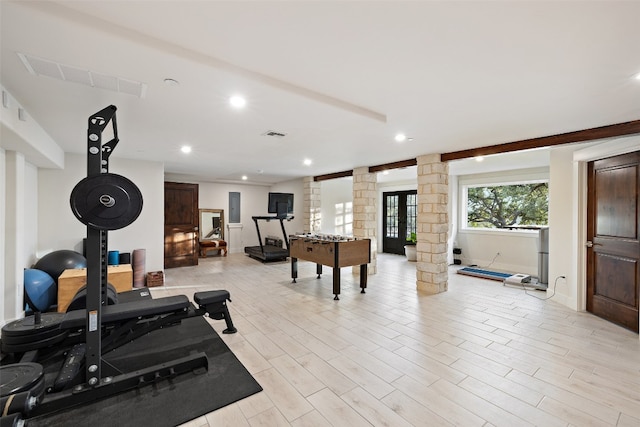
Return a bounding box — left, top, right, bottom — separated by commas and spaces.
244, 215, 293, 262
0, 106, 238, 419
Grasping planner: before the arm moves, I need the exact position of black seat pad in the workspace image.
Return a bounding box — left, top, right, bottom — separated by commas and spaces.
61, 295, 191, 330
193, 290, 230, 306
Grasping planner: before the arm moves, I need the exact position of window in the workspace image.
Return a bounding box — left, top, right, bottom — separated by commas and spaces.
464, 181, 548, 229
334, 202, 353, 235
405, 193, 417, 239
385, 195, 399, 238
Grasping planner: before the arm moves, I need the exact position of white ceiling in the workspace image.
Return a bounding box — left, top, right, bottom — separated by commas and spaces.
1, 1, 639, 185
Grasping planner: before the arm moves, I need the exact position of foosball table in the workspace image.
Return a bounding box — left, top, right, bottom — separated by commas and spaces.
289, 234, 371, 300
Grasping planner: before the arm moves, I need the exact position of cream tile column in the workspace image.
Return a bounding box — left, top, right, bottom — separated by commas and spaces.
416, 154, 449, 293
303, 177, 321, 233
352, 167, 377, 274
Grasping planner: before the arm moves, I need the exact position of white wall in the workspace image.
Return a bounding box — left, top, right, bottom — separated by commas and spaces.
38, 153, 165, 272
0, 85, 64, 170
448, 174, 458, 266
548, 145, 578, 306
268, 179, 304, 238
320, 170, 544, 276
0, 148, 5, 324
24, 162, 38, 265
177, 177, 304, 253
321, 177, 353, 234
197, 181, 269, 253
550, 135, 640, 323
454, 231, 539, 275
453, 167, 549, 276
2, 151, 38, 324
1, 87, 61, 325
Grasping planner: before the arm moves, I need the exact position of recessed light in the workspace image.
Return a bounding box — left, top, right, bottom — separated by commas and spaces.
475, 156, 484, 162
395, 133, 407, 142
241, 175, 248, 180
382, 170, 389, 175
181, 145, 191, 153
230, 95, 246, 108
303, 158, 312, 166
164, 78, 179, 86
634, 72, 640, 81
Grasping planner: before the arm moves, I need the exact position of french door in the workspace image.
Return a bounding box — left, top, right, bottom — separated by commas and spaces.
383, 190, 417, 255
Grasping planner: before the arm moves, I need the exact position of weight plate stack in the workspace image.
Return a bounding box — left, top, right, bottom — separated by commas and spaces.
1, 313, 68, 354
1, 313, 65, 338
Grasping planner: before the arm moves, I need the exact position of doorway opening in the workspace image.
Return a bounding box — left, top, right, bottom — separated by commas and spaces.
382, 190, 417, 255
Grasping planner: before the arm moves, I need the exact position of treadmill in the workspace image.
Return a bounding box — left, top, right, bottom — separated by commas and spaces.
244, 215, 292, 262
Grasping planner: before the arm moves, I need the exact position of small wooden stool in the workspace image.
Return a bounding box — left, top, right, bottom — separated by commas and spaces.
199, 239, 227, 257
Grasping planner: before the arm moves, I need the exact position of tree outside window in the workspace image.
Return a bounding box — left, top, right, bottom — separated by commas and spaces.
465, 182, 548, 229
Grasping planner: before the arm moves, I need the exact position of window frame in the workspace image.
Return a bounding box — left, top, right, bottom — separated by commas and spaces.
458, 168, 549, 235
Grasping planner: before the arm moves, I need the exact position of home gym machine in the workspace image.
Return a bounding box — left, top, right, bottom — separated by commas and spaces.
244, 215, 293, 262
0, 106, 237, 423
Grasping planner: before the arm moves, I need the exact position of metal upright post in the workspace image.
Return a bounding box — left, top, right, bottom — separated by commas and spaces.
84, 105, 118, 387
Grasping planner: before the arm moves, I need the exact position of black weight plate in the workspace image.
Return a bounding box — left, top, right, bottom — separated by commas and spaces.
66, 283, 118, 312
1, 330, 68, 354
1, 313, 65, 338
1, 325, 68, 345
0, 363, 43, 397
70, 173, 143, 230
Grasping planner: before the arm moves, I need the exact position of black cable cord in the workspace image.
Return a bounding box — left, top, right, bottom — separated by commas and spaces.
523, 275, 565, 300
479, 252, 500, 269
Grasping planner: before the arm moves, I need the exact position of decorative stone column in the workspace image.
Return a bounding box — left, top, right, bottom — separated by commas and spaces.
352, 167, 377, 274
303, 177, 321, 233
416, 154, 449, 293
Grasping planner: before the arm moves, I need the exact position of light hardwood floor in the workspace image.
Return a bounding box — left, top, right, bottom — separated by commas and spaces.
151, 253, 640, 427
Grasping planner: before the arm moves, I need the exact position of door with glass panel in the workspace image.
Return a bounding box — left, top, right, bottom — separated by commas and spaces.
383, 191, 417, 255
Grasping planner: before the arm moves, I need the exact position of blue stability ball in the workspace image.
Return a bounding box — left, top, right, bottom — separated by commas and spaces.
33, 250, 87, 282
24, 268, 57, 312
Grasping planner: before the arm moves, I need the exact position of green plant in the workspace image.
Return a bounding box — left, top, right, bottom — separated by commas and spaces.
406, 232, 417, 245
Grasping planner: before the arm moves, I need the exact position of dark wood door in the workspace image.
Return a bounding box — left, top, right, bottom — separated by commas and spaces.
164, 182, 199, 269
382, 191, 417, 255
587, 151, 639, 333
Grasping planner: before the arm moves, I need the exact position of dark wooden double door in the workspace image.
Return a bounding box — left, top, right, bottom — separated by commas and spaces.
587, 151, 639, 333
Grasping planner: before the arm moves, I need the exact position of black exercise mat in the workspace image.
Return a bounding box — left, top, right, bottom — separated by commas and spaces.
27, 316, 262, 426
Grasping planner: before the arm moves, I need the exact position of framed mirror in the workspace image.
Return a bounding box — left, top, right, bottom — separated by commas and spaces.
199, 209, 224, 241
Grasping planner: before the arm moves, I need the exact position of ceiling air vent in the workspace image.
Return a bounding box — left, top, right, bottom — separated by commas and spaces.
17, 52, 147, 98
262, 130, 287, 138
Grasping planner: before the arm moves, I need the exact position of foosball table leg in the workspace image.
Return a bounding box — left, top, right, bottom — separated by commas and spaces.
291, 257, 298, 283
360, 264, 368, 293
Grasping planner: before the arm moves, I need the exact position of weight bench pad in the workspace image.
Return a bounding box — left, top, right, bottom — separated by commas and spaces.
61, 295, 191, 330
193, 290, 230, 306
193, 290, 237, 334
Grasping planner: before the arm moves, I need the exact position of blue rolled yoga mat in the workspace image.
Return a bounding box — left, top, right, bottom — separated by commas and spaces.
108, 250, 120, 265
